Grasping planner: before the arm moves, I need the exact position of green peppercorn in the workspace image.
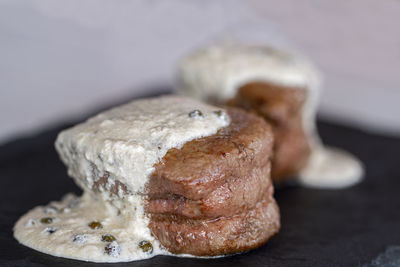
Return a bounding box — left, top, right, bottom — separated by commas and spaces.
88, 221, 103, 229
138, 240, 153, 253
101, 234, 116, 242
40, 217, 54, 224
213, 110, 226, 118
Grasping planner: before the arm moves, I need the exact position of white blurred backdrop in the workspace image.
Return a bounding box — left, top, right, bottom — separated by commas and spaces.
1, 0, 399, 143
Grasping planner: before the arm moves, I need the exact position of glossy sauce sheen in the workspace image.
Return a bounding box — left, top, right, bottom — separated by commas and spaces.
14, 96, 230, 262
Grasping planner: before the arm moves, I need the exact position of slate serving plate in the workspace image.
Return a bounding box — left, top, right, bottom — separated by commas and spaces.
1, 93, 400, 267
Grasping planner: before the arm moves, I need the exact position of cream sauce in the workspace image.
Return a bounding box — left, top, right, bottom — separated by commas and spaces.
299, 146, 364, 189
177, 43, 321, 103
177, 43, 321, 144
55, 95, 230, 196
14, 95, 230, 262
177, 43, 364, 189
14, 193, 166, 262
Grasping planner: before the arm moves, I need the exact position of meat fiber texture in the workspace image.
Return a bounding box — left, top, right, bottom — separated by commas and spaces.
147, 108, 280, 255
229, 82, 311, 182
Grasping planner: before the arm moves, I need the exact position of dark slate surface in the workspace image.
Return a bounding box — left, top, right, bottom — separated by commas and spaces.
1, 96, 399, 267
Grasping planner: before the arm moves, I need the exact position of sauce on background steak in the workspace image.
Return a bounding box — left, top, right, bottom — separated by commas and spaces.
178, 43, 364, 188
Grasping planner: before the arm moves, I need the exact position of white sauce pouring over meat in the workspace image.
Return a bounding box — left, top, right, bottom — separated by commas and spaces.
177, 43, 363, 189
14, 96, 230, 262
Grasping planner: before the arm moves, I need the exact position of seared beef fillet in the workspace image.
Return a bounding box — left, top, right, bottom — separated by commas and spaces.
147, 108, 273, 200
147, 108, 279, 255
150, 196, 279, 256
146, 162, 271, 219
147, 108, 273, 217
228, 82, 311, 182
92, 108, 279, 256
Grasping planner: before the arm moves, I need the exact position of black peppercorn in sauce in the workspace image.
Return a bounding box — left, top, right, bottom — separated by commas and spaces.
138, 240, 153, 254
